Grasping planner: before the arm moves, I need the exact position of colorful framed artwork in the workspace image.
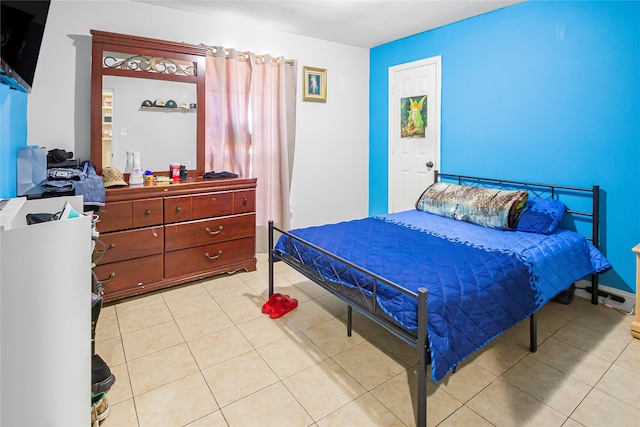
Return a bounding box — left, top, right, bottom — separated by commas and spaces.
302, 66, 327, 102
401, 95, 427, 138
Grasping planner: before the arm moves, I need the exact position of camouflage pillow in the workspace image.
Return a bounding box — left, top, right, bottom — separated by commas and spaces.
416, 182, 528, 230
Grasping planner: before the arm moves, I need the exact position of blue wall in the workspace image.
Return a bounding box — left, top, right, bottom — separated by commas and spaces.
0, 85, 28, 198
370, 1, 640, 293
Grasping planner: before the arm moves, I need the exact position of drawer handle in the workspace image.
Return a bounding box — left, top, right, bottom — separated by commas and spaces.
145, 209, 152, 215
205, 250, 223, 260
175, 206, 181, 213
205, 225, 223, 236
243, 198, 248, 206
98, 272, 116, 283
211, 197, 217, 203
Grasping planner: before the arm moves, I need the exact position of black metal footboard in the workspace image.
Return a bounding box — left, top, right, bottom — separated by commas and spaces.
268, 220, 430, 427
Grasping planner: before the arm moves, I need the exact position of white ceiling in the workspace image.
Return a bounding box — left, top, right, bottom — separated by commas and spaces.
135, 0, 523, 48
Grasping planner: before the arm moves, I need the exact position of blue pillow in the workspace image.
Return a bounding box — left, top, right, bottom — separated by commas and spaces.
516, 198, 566, 234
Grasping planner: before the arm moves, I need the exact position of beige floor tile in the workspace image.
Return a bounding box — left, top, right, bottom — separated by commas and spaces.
258, 332, 329, 379
163, 289, 221, 320
561, 418, 585, 427
283, 359, 367, 421
317, 393, 404, 427
95, 336, 125, 367
571, 388, 640, 426
202, 350, 279, 407
101, 398, 138, 427
106, 362, 133, 405
501, 355, 591, 415
294, 279, 331, 299
187, 326, 253, 370
135, 373, 218, 427
333, 340, 408, 390
615, 338, 640, 374
286, 299, 338, 331
116, 293, 164, 314
553, 321, 630, 362
302, 317, 366, 356
530, 337, 610, 386
202, 274, 255, 300
117, 301, 172, 335
99, 303, 117, 319
218, 293, 265, 325
236, 313, 299, 348
121, 320, 184, 361
315, 293, 349, 317
127, 343, 199, 396
95, 312, 120, 342
466, 379, 566, 427
438, 405, 493, 427
222, 382, 313, 426
240, 274, 270, 295
468, 341, 528, 376
370, 369, 461, 427
175, 305, 234, 341
571, 304, 630, 335
437, 361, 496, 403
595, 364, 640, 410
185, 410, 228, 427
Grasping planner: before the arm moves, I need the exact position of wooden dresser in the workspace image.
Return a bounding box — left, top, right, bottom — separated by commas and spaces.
93, 177, 256, 302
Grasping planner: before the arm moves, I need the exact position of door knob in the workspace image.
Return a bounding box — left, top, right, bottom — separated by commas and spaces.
426, 161, 434, 168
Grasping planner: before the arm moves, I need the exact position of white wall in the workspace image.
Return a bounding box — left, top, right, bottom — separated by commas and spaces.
28, 0, 370, 229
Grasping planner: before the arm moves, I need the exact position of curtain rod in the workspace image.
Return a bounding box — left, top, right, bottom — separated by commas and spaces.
202, 44, 295, 66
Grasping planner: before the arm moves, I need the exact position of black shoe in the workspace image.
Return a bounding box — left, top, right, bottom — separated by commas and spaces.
92, 354, 116, 394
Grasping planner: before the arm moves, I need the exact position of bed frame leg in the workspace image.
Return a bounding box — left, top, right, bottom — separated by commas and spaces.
347, 306, 353, 337
417, 288, 429, 427
268, 220, 274, 297
529, 312, 537, 353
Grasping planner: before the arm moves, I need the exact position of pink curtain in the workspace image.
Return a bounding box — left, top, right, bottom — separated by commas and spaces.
204, 48, 297, 252
250, 55, 298, 251
204, 48, 251, 176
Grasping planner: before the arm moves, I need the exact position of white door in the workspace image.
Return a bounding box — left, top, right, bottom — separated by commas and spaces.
388, 57, 441, 213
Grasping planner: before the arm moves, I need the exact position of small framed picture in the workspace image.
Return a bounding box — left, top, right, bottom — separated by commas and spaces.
302, 66, 327, 102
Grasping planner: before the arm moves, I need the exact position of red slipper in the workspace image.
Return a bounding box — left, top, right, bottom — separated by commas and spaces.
262, 293, 283, 314
269, 295, 298, 319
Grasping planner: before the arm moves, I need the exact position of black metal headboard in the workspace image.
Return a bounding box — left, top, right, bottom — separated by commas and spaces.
435, 171, 601, 304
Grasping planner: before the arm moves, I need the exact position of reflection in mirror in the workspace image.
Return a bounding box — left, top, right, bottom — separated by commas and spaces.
102, 76, 197, 172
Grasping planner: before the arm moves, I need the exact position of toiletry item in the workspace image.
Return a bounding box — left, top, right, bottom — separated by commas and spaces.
124, 151, 133, 174
129, 152, 144, 185
170, 162, 180, 183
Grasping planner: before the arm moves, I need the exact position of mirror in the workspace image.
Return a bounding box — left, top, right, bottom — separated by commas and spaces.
91, 30, 206, 177
102, 76, 197, 172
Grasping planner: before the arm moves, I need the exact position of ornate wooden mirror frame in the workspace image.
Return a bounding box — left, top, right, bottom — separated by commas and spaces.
90, 29, 207, 177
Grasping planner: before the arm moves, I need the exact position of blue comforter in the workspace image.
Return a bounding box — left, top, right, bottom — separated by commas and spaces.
274, 210, 611, 381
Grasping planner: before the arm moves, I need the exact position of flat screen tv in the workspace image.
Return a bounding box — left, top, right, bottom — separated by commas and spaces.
1, 1, 51, 93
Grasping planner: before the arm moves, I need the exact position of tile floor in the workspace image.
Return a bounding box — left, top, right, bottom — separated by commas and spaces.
96, 254, 640, 426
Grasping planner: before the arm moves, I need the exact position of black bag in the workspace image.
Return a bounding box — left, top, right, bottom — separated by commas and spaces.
26, 211, 61, 225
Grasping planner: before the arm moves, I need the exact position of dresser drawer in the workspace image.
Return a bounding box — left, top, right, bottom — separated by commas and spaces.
98, 201, 132, 233
132, 198, 163, 228
93, 226, 164, 265
164, 213, 255, 252
164, 237, 255, 278
164, 195, 192, 224
94, 254, 163, 295
234, 189, 255, 214
192, 191, 234, 219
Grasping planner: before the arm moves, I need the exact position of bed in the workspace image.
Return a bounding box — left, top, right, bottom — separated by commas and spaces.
267, 172, 610, 427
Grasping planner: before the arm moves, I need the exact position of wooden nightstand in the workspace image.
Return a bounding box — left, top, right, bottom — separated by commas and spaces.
631, 244, 640, 339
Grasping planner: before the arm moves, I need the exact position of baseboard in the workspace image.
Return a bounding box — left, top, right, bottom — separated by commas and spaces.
574, 279, 636, 314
